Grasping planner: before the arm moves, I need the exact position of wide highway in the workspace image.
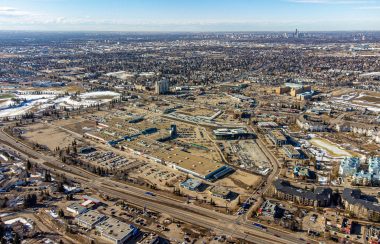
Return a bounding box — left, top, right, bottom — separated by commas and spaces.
0, 128, 312, 244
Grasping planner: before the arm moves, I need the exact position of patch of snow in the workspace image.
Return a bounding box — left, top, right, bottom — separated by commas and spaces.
4, 217, 32, 229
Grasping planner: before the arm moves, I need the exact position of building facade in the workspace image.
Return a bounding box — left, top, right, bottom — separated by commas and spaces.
272, 179, 332, 207
155, 79, 169, 95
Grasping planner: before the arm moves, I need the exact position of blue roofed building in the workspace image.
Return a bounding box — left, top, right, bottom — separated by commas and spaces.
339, 157, 360, 177
352, 171, 372, 186
369, 157, 380, 175
205, 165, 234, 182
180, 178, 203, 191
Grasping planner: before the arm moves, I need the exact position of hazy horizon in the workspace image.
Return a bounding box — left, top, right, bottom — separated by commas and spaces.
0, 0, 379, 32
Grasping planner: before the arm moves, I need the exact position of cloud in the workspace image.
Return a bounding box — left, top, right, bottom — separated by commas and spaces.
0, 6, 31, 17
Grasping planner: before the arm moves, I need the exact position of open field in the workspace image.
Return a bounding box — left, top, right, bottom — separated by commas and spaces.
0, 94, 14, 99
310, 137, 353, 158
331, 90, 380, 112
22, 123, 75, 150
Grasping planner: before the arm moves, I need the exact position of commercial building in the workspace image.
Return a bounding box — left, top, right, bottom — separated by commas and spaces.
342, 188, 380, 221
204, 165, 234, 182
155, 79, 169, 95
209, 186, 231, 199
168, 152, 234, 182
272, 179, 332, 207
66, 202, 88, 216
76, 210, 106, 229
213, 128, 255, 140
257, 200, 284, 219
82, 195, 101, 206
339, 157, 360, 177
96, 217, 137, 244
180, 178, 203, 191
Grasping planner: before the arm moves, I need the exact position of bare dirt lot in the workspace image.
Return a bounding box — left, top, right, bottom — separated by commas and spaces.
23, 123, 75, 150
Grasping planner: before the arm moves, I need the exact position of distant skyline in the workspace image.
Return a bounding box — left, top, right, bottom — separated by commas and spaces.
0, 0, 380, 31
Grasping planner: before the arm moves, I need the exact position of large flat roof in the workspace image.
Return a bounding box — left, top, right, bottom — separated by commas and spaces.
76, 210, 105, 225
96, 217, 134, 242
121, 139, 223, 177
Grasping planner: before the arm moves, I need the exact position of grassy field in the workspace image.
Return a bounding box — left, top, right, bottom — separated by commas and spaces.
0, 94, 14, 99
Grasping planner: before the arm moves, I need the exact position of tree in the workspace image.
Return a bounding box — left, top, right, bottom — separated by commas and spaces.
26, 160, 32, 171
0, 220, 5, 240
44, 171, 52, 182
12, 233, 21, 244
58, 209, 65, 218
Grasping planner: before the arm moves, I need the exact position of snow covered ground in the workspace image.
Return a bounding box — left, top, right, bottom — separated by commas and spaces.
332, 92, 380, 112
310, 138, 352, 158
0, 91, 120, 119
4, 217, 33, 229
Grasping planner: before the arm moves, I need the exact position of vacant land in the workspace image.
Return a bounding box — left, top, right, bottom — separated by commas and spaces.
310, 138, 353, 158
23, 123, 75, 150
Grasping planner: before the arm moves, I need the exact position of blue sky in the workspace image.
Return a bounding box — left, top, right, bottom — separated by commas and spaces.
0, 0, 379, 31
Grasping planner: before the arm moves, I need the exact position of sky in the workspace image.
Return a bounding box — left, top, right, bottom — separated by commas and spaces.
0, 0, 379, 31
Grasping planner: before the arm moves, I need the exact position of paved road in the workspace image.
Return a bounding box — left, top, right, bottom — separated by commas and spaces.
0, 128, 310, 244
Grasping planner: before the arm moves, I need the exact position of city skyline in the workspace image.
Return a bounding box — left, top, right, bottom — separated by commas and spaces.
0, 0, 380, 31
